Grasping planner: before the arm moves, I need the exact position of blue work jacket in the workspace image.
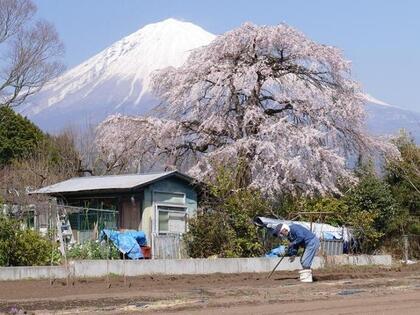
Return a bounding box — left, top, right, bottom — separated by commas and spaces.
286, 224, 316, 256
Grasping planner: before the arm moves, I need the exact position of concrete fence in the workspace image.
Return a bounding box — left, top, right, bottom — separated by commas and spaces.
0, 255, 392, 281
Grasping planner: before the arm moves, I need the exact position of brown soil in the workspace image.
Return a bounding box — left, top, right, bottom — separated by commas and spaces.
0, 263, 419, 314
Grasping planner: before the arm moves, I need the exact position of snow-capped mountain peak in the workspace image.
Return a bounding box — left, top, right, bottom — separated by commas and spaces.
20, 18, 216, 130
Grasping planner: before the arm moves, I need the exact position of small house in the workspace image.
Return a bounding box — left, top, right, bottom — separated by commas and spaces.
32, 171, 198, 258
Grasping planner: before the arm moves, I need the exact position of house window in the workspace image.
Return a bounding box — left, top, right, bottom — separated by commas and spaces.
153, 191, 186, 205
156, 205, 187, 235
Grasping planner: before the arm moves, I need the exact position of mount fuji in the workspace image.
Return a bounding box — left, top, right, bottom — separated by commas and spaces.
19, 19, 215, 132
19, 18, 419, 142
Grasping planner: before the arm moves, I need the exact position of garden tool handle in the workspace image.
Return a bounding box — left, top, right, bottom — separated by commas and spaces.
267, 254, 286, 279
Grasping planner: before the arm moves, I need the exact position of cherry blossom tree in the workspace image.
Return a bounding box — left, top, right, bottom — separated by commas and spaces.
96, 114, 179, 174
96, 23, 396, 196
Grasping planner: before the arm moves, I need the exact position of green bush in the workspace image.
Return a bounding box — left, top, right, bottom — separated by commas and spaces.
184, 165, 271, 258
0, 215, 60, 266
184, 211, 236, 258
13, 230, 60, 266
66, 240, 120, 260
346, 168, 400, 231
344, 166, 407, 252
0, 215, 17, 266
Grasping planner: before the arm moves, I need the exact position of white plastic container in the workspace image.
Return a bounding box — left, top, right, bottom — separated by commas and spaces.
299, 269, 313, 282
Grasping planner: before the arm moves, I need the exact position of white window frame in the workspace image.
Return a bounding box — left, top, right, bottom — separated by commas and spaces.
154, 203, 188, 235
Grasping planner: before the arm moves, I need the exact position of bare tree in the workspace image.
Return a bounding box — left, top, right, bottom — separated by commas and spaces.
0, 0, 64, 108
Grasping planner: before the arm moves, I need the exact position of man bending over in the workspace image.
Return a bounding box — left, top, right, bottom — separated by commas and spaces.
274, 223, 320, 282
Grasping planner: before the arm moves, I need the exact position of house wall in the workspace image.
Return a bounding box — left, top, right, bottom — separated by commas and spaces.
141, 177, 197, 244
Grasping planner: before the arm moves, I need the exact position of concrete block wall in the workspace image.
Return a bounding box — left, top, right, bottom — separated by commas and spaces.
320, 254, 392, 267
0, 255, 392, 281
72, 257, 302, 278
0, 265, 67, 281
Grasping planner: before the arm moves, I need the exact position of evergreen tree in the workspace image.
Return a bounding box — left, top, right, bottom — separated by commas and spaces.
0, 107, 44, 167
386, 131, 420, 233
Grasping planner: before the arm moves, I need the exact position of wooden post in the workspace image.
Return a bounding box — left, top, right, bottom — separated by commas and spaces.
403, 235, 409, 263
49, 203, 53, 286
106, 239, 110, 284
123, 252, 127, 286
56, 207, 69, 286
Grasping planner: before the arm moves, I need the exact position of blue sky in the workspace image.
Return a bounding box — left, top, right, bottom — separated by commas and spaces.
34, 0, 419, 112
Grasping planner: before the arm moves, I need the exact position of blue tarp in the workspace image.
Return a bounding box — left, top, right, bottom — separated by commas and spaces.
265, 245, 286, 258
100, 229, 147, 260
322, 231, 336, 240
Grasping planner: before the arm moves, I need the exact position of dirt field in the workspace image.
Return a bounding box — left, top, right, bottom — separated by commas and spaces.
0, 264, 419, 314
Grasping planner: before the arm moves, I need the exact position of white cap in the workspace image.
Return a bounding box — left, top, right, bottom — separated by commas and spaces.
281, 223, 290, 232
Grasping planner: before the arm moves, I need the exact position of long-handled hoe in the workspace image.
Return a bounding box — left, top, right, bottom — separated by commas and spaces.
267, 254, 286, 279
